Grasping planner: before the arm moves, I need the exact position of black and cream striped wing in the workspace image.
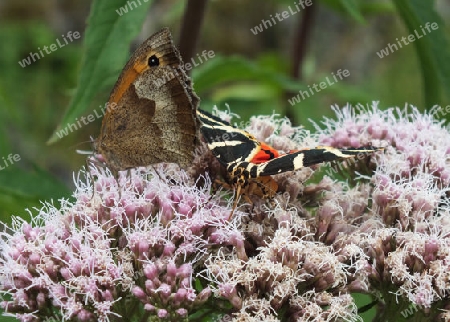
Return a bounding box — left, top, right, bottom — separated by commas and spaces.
196, 109, 262, 166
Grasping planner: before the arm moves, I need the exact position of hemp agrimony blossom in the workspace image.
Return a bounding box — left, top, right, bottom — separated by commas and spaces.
1, 102, 450, 321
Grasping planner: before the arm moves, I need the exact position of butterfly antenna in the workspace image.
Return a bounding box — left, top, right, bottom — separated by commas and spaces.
229, 184, 242, 220
66, 139, 94, 152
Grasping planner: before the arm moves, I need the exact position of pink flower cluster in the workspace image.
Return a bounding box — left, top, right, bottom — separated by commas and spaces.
316, 103, 450, 321
200, 103, 450, 320
2, 102, 450, 321
203, 224, 361, 321
0, 165, 244, 321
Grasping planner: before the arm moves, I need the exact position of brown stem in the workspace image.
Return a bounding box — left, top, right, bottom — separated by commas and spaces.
178, 0, 208, 74
284, 2, 316, 124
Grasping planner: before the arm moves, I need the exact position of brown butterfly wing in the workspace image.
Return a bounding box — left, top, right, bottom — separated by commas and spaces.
95, 28, 198, 177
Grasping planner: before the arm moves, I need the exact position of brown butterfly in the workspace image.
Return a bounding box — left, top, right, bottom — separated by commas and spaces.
94, 28, 199, 178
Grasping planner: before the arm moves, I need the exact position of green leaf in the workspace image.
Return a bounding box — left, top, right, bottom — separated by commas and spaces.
211, 83, 279, 102
47, 0, 154, 144
0, 313, 17, 322
392, 0, 450, 107
321, 0, 366, 23
0, 166, 72, 221
192, 55, 302, 95
0, 167, 70, 199
338, 0, 366, 23
360, 2, 395, 16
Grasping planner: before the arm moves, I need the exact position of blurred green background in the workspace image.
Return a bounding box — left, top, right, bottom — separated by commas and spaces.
1, 0, 449, 222
0, 0, 450, 321
0, 0, 450, 214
